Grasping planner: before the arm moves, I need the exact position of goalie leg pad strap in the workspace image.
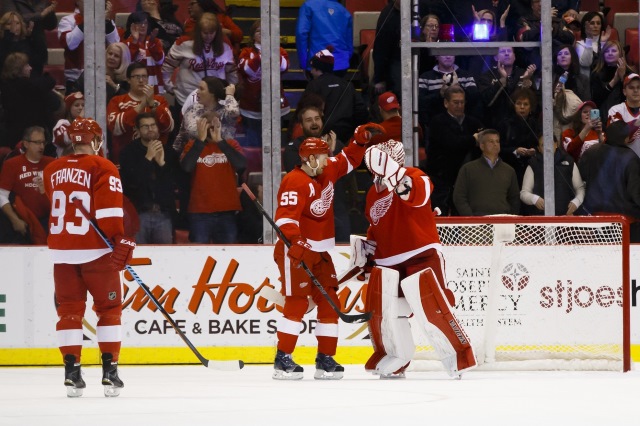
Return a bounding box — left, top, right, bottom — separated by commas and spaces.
401, 268, 477, 377
365, 266, 415, 374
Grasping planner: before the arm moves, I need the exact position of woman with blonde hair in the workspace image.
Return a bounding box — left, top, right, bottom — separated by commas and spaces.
0, 11, 33, 71
74, 42, 131, 102
163, 12, 238, 109
590, 39, 634, 120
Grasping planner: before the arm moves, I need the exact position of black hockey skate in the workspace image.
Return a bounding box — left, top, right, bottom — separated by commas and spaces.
314, 353, 344, 380
273, 350, 303, 380
101, 353, 124, 397
64, 354, 86, 398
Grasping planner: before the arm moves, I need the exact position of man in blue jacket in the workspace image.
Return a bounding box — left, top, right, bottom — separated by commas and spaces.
296, 0, 353, 77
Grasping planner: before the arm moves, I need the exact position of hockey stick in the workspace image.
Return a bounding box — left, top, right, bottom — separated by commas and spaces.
70, 197, 244, 371
241, 183, 371, 324
259, 266, 365, 310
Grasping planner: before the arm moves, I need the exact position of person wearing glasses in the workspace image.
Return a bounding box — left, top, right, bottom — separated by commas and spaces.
119, 112, 179, 244
0, 126, 54, 243
107, 63, 174, 164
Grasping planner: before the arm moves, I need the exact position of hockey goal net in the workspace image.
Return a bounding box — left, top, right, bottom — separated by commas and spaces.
409, 215, 631, 372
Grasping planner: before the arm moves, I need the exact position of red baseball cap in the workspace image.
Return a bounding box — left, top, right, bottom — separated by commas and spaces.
623, 73, 640, 87
378, 92, 400, 111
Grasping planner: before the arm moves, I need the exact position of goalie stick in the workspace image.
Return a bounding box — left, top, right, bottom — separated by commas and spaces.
71, 197, 244, 371
242, 183, 371, 324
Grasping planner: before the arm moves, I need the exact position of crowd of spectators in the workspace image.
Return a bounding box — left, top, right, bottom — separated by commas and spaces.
1, 0, 640, 245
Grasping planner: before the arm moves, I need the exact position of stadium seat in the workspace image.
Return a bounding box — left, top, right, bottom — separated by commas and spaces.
45, 29, 62, 49
244, 147, 263, 174
345, 0, 387, 16
115, 13, 130, 30
580, 0, 601, 12
613, 13, 638, 46
603, 0, 638, 26
353, 11, 380, 46
626, 29, 639, 69
55, 0, 77, 13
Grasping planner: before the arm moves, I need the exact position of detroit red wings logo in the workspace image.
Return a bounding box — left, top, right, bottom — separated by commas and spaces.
310, 182, 334, 217
369, 192, 394, 225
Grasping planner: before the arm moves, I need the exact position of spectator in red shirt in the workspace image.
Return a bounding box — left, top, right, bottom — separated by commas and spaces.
179, 111, 246, 244
0, 125, 54, 241
124, 11, 165, 94
107, 63, 174, 163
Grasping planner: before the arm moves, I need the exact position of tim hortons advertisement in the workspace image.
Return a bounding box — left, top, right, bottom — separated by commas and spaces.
0, 245, 639, 364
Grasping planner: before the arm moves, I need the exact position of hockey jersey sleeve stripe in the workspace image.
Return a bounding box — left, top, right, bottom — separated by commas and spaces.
417, 176, 431, 208
95, 207, 124, 219
57, 328, 84, 347
96, 325, 122, 342
275, 218, 299, 227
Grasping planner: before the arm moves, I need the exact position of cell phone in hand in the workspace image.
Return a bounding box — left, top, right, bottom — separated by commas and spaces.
590, 109, 600, 121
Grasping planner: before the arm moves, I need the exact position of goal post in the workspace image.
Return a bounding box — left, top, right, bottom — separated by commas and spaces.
409, 215, 631, 372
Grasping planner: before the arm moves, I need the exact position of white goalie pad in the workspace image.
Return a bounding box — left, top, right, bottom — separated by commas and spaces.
401, 268, 477, 378
366, 266, 415, 375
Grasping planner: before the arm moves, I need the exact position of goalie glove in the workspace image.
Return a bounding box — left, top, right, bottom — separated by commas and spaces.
353, 123, 386, 145
349, 235, 377, 269
110, 235, 136, 271
287, 237, 312, 268
364, 146, 407, 190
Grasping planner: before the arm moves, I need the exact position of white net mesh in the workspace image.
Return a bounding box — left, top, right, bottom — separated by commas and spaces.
410, 217, 627, 371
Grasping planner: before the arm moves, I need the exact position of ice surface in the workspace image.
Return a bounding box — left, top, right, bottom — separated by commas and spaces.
1, 364, 638, 425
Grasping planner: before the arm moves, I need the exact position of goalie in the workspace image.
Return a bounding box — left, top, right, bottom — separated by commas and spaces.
358, 140, 477, 378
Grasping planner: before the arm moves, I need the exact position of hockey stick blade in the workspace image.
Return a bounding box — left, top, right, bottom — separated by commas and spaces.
70, 197, 245, 371
241, 184, 372, 324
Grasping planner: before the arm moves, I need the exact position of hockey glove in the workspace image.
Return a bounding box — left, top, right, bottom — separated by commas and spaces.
110, 235, 136, 271
365, 146, 407, 190
353, 123, 386, 145
287, 237, 312, 268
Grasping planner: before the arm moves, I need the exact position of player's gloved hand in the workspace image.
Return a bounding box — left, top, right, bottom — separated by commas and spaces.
365, 146, 407, 189
287, 237, 312, 268
110, 235, 136, 271
353, 123, 386, 145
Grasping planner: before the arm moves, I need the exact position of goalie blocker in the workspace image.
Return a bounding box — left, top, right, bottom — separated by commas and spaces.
365, 266, 477, 378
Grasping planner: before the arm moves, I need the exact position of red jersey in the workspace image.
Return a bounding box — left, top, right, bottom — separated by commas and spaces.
182, 139, 243, 213
0, 154, 54, 219
43, 154, 125, 264
275, 141, 365, 251
107, 93, 174, 163
365, 167, 441, 266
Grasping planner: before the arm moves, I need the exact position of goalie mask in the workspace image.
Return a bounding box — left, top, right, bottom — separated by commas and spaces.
69, 117, 104, 154
376, 139, 405, 166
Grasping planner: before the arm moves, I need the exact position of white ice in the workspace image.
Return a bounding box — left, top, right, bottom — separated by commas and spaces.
1, 364, 639, 426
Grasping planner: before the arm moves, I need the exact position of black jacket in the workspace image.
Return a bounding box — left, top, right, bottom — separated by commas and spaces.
119, 138, 179, 215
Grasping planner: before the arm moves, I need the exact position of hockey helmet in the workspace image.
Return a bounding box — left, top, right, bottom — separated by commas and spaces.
299, 137, 330, 161
69, 117, 103, 145
376, 139, 405, 166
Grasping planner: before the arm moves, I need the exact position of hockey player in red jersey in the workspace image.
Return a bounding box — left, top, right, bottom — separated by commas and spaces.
43, 118, 135, 397
361, 139, 476, 378
272, 123, 384, 380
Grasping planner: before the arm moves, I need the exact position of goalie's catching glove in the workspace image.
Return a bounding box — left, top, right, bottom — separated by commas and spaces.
287, 237, 312, 268
110, 235, 136, 271
353, 123, 386, 145
365, 146, 407, 190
